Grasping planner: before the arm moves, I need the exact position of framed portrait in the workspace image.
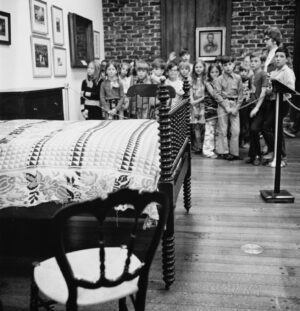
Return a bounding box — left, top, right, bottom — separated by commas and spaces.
196, 27, 226, 61
29, 0, 48, 35
51, 5, 64, 45
53, 47, 67, 76
0, 11, 11, 45
31, 35, 51, 77
68, 13, 94, 68
93, 30, 100, 59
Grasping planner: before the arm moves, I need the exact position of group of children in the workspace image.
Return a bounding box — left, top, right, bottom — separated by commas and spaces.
80, 30, 295, 166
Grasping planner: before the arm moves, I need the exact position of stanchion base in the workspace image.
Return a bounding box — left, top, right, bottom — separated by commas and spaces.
260, 190, 295, 203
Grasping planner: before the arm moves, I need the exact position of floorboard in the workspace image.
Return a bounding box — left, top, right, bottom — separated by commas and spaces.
1, 136, 300, 310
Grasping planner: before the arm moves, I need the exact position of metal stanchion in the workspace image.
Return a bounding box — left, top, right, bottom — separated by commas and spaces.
260, 79, 295, 203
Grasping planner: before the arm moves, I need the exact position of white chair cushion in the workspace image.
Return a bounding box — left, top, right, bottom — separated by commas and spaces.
34, 247, 140, 306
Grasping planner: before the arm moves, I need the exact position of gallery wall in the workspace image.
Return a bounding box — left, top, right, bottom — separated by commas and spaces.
0, 0, 105, 120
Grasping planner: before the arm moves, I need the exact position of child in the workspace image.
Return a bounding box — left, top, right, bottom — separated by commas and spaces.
239, 64, 252, 149
129, 60, 153, 118
100, 61, 124, 119
80, 60, 102, 120
245, 52, 268, 165
190, 60, 206, 154
179, 48, 193, 72
119, 61, 132, 117
214, 56, 244, 160
150, 58, 166, 84
165, 62, 184, 98
202, 63, 222, 158
178, 61, 192, 83
262, 46, 295, 167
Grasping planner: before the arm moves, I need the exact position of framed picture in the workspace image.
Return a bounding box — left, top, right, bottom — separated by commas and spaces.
93, 30, 100, 59
31, 35, 51, 77
53, 47, 67, 76
68, 13, 94, 68
196, 27, 226, 61
51, 5, 64, 45
29, 0, 48, 35
0, 11, 11, 45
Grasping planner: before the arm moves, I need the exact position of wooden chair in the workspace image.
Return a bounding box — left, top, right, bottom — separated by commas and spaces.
126, 83, 176, 119
30, 189, 169, 311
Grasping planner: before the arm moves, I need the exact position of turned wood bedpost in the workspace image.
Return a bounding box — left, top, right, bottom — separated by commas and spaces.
182, 77, 192, 213
158, 78, 175, 290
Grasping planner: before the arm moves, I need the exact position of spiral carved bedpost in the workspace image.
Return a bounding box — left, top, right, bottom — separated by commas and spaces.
182, 77, 192, 213
158, 78, 175, 290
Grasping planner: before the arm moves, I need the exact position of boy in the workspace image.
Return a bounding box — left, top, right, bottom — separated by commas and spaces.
179, 48, 193, 72
150, 58, 166, 84
262, 46, 295, 167
239, 64, 252, 149
129, 60, 153, 118
214, 56, 244, 160
246, 52, 268, 165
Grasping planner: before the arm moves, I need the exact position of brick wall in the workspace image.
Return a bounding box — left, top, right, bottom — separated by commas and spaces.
231, 0, 296, 60
102, 0, 161, 62
102, 0, 295, 62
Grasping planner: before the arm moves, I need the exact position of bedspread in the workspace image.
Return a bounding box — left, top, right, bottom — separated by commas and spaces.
0, 119, 160, 218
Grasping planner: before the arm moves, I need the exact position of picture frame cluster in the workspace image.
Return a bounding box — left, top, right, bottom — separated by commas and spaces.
29, 0, 67, 77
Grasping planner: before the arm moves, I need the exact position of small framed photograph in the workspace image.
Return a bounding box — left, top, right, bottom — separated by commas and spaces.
29, 0, 48, 35
196, 27, 226, 61
53, 47, 67, 76
51, 5, 64, 45
0, 11, 11, 45
93, 30, 100, 59
31, 35, 51, 77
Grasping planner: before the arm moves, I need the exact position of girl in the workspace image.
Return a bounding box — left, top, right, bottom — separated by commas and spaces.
100, 61, 124, 120
202, 63, 222, 158
80, 60, 102, 120
119, 61, 132, 117
190, 60, 206, 154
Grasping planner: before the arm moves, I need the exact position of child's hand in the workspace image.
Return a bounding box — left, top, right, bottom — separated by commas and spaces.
82, 109, 88, 119
231, 107, 239, 116
250, 107, 259, 118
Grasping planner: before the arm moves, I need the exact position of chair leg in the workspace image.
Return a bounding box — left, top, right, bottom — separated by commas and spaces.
162, 206, 175, 290
30, 263, 40, 311
119, 297, 128, 311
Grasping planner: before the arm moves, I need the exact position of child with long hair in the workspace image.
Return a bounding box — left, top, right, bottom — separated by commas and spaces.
202, 63, 222, 158
100, 61, 124, 119
80, 60, 102, 120
119, 61, 132, 118
190, 59, 206, 154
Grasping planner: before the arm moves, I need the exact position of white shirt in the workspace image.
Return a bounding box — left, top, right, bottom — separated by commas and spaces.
270, 64, 295, 99
264, 46, 278, 72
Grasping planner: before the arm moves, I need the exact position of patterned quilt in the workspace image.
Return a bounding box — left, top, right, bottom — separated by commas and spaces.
0, 119, 160, 218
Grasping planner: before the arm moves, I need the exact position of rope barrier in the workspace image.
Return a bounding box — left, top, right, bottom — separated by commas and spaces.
284, 95, 300, 112
69, 86, 260, 122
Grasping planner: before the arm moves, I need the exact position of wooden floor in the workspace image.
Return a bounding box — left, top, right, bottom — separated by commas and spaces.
1, 136, 300, 310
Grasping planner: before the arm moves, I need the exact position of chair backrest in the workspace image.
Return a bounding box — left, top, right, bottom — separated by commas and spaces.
51, 188, 169, 310
126, 83, 176, 119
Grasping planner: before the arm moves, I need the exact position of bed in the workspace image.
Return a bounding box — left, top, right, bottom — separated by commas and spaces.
0, 79, 191, 289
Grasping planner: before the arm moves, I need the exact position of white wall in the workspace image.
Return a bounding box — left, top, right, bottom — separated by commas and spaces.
0, 0, 105, 120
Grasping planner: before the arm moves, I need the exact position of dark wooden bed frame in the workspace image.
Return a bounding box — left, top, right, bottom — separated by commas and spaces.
0, 78, 192, 290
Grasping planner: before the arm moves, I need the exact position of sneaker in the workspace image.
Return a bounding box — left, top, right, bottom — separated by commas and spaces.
208, 153, 218, 159
252, 156, 261, 166
283, 128, 296, 138
263, 152, 273, 160
217, 154, 229, 160
245, 157, 253, 164
227, 154, 241, 161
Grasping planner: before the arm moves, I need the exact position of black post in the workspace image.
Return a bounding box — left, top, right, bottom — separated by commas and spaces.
260, 79, 295, 203
274, 92, 283, 193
